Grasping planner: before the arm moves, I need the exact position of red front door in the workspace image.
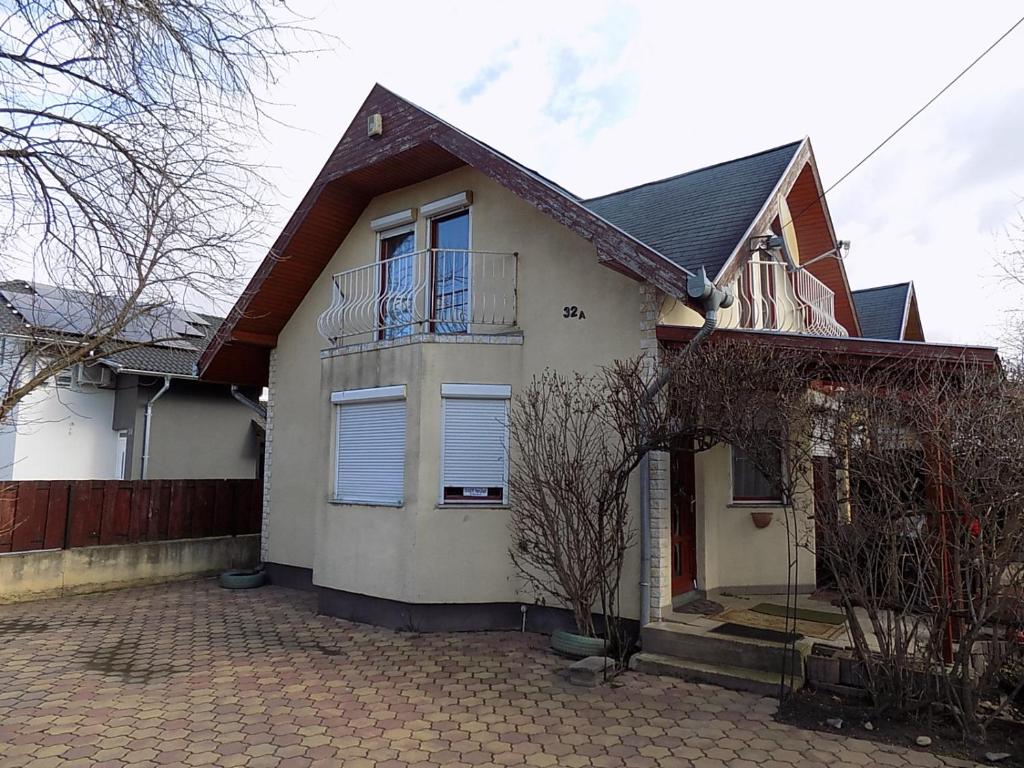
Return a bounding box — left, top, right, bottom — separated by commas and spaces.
670, 450, 697, 596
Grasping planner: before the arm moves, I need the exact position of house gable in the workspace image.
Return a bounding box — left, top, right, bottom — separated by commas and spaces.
712, 141, 861, 336
851, 282, 925, 341
199, 85, 694, 386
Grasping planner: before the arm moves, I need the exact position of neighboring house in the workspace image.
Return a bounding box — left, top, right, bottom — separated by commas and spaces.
198, 85, 996, 632
851, 281, 924, 341
0, 281, 264, 481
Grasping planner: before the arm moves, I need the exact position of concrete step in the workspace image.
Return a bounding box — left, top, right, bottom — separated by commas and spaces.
641, 621, 806, 676
629, 652, 804, 697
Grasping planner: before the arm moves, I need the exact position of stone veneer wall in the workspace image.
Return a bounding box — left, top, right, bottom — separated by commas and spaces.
640, 283, 671, 621
260, 348, 277, 562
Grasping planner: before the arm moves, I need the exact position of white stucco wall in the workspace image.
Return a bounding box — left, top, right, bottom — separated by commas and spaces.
267, 165, 646, 616
7, 383, 119, 480
693, 442, 816, 595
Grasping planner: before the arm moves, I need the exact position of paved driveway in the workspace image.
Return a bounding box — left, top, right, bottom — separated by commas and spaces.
0, 580, 973, 768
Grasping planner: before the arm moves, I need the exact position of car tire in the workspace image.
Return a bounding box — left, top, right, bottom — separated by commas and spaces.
219, 569, 266, 589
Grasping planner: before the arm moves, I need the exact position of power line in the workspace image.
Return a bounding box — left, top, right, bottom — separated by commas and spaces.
791, 11, 1024, 225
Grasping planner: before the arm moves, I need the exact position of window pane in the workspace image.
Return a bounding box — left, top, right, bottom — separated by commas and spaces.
732, 445, 781, 501
432, 211, 469, 334
380, 230, 416, 339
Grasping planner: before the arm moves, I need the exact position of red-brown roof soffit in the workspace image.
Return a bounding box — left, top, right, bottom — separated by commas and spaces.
199, 84, 695, 386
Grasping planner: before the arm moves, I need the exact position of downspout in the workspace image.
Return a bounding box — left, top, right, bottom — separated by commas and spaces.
639, 268, 733, 627
231, 385, 267, 420
140, 376, 171, 479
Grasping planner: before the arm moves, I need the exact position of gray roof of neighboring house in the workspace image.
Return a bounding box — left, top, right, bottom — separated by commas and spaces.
99, 314, 224, 377
582, 141, 803, 276
851, 283, 911, 340
0, 281, 222, 378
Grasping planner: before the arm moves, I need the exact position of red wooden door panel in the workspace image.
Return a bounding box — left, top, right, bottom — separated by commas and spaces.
670, 450, 698, 596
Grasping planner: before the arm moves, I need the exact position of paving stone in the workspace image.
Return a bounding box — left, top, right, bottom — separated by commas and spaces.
0, 580, 978, 768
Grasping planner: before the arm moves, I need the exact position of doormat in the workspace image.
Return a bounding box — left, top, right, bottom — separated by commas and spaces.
750, 602, 846, 625
710, 622, 802, 644
714, 608, 847, 641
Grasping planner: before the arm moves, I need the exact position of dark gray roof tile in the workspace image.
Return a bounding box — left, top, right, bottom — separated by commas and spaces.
851, 283, 911, 340
582, 141, 802, 276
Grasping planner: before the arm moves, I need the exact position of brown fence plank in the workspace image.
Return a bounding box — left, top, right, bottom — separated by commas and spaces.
240, 480, 261, 535
167, 480, 189, 539
128, 482, 151, 543
149, 481, 171, 541
1, 478, 261, 552
99, 481, 121, 545
12, 481, 47, 552
213, 481, 233, 536
0, 483, 16, 553
192, 481, 214, 539
42, 481, 70, 550
67, 481, 100, 548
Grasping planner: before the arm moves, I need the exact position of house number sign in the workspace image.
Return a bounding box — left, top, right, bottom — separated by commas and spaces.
562, 305, 586, 320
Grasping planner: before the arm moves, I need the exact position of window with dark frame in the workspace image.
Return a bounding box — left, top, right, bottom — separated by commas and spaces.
731, 444, 783, 503
430, 209, 470, 335
378, 228, 416, 340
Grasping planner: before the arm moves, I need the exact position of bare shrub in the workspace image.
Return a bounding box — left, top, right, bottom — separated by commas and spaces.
508, 370, 633, 643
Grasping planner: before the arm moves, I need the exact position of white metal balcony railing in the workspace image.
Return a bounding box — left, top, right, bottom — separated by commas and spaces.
718, 258, 849, 337
316, 249, 518, 345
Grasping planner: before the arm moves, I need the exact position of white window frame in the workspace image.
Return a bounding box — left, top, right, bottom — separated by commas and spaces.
439, 383, 510, 506
331, 385, 407, 506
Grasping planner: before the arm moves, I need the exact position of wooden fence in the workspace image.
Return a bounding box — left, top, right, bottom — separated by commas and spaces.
0, 479, 261, 554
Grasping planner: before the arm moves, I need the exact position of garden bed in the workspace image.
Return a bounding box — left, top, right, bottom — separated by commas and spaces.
777, 687, 1024, 767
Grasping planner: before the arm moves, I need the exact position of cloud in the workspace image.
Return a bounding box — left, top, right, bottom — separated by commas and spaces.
947, 91, 1024, 190
540, 5, 636, 138
458, 60, 512, 104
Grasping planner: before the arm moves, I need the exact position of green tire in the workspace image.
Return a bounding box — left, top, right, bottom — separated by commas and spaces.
551, 629, 607, 658
219, 569, 266, 589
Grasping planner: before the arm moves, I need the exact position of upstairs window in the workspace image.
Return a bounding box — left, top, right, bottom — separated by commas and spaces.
440, 384, 509, 504
430, 209, 470, 334
378, 227, 417, 340
332, 385, 406, 505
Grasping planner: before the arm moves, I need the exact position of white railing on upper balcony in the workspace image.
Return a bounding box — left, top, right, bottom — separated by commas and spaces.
316, 249, 518, 345
718, 257, 849, 337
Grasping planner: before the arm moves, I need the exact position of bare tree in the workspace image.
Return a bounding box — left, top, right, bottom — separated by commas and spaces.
0, 0, 302, 422
995, 207, 1024, 366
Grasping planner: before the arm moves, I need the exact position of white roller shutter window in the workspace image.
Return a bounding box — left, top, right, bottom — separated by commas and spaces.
335, 397, 406, 504
442, 393, 508, 501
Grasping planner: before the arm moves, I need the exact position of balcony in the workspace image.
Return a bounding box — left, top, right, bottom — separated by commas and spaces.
718, 257, 849, 337
316, 249, 518, 346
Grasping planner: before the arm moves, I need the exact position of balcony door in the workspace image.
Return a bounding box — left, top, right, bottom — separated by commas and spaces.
430, 210, 470, 334
379, 227, 416, 340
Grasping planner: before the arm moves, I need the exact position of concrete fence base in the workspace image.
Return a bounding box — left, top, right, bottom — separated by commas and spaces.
0, 534, 260, 603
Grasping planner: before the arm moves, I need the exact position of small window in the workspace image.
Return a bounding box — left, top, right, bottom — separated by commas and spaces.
332, 386, 406, 505
441, 384, 510, 504
54, 367, 75, 389
731, 444, 782, 503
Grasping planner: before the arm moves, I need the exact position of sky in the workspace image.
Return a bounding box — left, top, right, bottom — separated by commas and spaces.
251, 0, 1024, 349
